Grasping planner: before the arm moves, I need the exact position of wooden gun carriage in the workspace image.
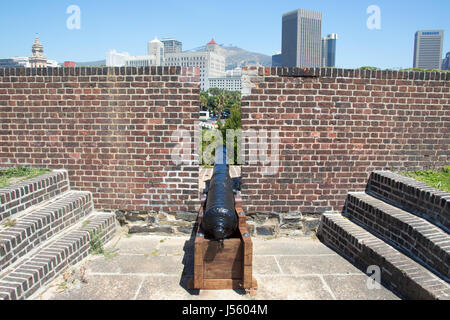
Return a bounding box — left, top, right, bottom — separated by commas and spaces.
188, 194, 257, 295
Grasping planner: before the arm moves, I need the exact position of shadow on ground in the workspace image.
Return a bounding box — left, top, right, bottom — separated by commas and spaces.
179, 226, 199, 296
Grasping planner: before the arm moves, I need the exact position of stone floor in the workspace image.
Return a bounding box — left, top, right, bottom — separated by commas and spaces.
33, 230, 400, 300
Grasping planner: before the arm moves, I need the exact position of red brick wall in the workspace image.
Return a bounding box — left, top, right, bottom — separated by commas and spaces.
0, 66, 200, 213
241, 67, 450, 215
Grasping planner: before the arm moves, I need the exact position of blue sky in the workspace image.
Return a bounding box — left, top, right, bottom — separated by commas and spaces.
0, 0, 449, 69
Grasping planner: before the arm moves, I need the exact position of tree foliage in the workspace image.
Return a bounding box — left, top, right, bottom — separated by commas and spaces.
200, 89, 241, 116
200, 89, 242, 165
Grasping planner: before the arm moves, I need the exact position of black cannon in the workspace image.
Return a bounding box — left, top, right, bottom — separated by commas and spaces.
190, 146, 257, 292
201, 146, 238, 240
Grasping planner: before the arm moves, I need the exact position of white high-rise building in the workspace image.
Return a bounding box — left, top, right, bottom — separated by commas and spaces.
148, 37, 164, 66
164, 39, 225, 90
125, 56, 157, 67
208, 67, 243, 92
106, 38, 226, 90
106, 50, 131, 67
106, 37, 164, 68
208, 76, 242, 92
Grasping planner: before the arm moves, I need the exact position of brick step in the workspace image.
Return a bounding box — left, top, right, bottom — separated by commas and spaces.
367, 171, 450, 232
318, 214, 450, 300
0, 191, 93, 272
0, 170, 70, 224
345, 192, 450, 281
0, 212, 116, 300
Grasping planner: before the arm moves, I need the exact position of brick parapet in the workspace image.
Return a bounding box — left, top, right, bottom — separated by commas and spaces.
242, 66, 450, 81
241, 67, 450, 215
0, 67, 201, 214
0, 66, 200, 77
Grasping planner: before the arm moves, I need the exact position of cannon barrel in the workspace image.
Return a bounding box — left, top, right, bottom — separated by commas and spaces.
202, 146, 238, 240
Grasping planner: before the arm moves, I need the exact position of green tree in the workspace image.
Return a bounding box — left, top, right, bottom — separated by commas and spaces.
200, 91, 208, 110
216, 93, 225, 120
199, 89, 242, 165
201, 89, 241, 117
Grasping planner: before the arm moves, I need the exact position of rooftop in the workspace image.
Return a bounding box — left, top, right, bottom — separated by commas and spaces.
207, 39, 218, 45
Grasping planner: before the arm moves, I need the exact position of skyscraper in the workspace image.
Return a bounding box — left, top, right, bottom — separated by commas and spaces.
272, 52, 282, 67
413, 30, 444, 69
161, 38, 182, 54
442, 52, 450, 71
281, 8, 322, 68
148, 37, 164, 66
322, 34, 338, 67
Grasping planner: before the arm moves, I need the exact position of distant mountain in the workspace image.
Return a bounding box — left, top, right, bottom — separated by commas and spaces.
71, 45, 272, 69
73, 60, 106, 67
191, 45, 272, 70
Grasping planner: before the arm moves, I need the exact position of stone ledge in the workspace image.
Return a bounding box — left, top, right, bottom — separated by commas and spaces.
318, 214, 450, 300
0, 191, 93, 272
0, 170, 69, 223
345, 192, 449, 281
0, 212, 116, 300
367, 171, 450, 232
241, 66, 450, 81
0, 66, 200, 77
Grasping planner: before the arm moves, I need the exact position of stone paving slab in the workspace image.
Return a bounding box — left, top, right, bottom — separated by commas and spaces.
87, 255, 185, 275
110, 236, 163, 254
255, 276, 334, 300
136, 276, 249, 301
323, 275, 399, 300
276, 255, 362, 275
253, 239, 336, 256
34, 233, 401, 300
253, 256, 281, 275
47, 275, 143, 300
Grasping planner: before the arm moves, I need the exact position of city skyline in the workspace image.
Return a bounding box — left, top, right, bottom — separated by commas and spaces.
0, 0, 449, 69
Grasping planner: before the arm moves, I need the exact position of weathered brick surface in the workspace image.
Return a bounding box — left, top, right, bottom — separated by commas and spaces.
345, 192, 449, 280
367, 171, 450, 231
318, 214, 450, 300
241, 66, 449, 215
0, 190, 93, 272
0, 170, 69, 222
0, 212, 116, 300
0, 67, 200, 214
